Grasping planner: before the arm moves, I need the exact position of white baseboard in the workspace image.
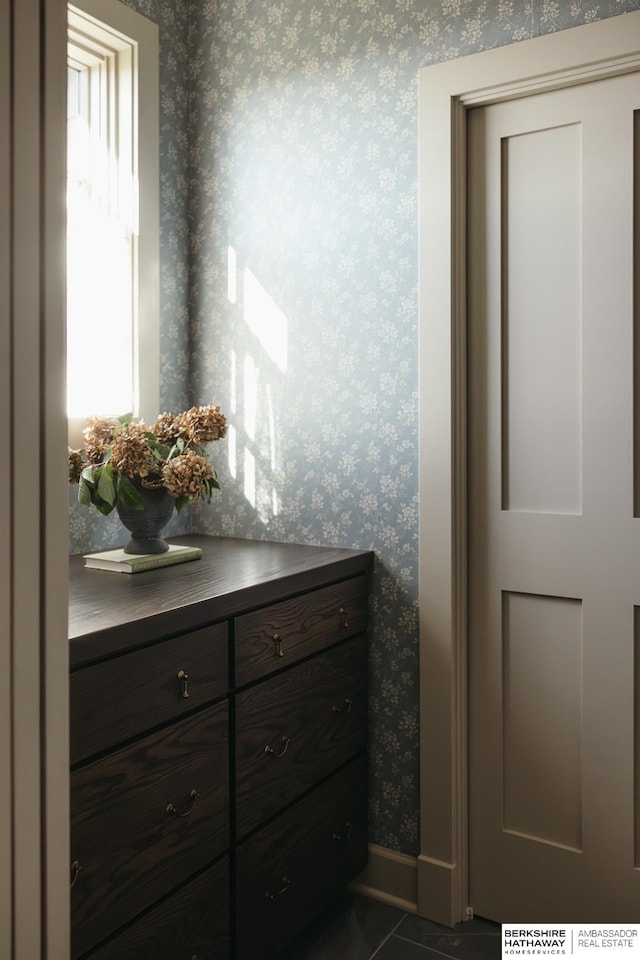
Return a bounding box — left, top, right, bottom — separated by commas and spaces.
416, 853, 461, 927
350, 843, 418, 914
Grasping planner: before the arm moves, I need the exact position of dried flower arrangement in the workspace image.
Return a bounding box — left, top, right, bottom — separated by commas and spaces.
68, 404, 227, 514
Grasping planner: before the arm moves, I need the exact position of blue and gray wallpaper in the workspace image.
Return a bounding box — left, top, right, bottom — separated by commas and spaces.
69, 0, 638, 856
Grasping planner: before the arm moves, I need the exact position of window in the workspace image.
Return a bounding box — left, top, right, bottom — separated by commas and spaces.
67, 0, 159, 439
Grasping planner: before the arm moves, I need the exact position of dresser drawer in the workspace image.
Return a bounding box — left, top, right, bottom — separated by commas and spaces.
235, 575, 368, 686
70, 622, 228, 764
236, 755, 368, 960
235, 635, 367, 837
71, 703, 229, 959
87, 857, 230, 960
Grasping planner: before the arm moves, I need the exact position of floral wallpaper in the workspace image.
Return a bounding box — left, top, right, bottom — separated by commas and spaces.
69, 0, 639, 857
187, 0, 638, 856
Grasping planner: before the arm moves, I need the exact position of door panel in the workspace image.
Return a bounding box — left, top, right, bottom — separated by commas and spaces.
503, 121, 582, 514
502, 591, 583, 852
468, 72, 640, 921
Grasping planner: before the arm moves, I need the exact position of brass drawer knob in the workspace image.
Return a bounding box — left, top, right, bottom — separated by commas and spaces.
264, 736, 291, 759
265, 875, 291, 900
70, 860, 83, 889
331, 820, 354, 842
272, 633, 284, 658
166, 788, 201, 817
177, 670, 190, 699
339, 607, 349, 628
331, 697, 353, 716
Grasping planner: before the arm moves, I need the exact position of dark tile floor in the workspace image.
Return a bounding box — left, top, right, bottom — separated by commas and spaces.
279, 892, 501, 960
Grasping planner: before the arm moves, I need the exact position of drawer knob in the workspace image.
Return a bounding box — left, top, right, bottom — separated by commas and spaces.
70, 859, 83, 890
331, 820, 354, 842
177, 670, 190, 699
264, 735, 291, 759
332, 697, 353, 716
166, 788, 201, 817
265, 875, 291, 900
272, 633, 284, 658
339, 607, 349, 628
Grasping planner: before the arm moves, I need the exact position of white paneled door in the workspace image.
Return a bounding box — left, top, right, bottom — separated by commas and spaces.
468, 72, 640, 920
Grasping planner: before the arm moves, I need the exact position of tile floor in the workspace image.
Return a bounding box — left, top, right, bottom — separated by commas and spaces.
279, 892, 501, 960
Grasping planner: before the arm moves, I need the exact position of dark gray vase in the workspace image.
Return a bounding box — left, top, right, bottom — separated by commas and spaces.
115, 481, 175, 554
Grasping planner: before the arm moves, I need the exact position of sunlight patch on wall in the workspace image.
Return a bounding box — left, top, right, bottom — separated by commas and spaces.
244, 354, 257, 441
226, 251, 289, 522
227, 424, 237, 479
227, 349, 238, 478
244, 267, 288, 372
266, 383, 277, 471
266, 383, 279, 517
244, 448, 256, 508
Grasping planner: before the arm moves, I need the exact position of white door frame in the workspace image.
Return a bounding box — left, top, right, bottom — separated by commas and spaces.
1, 0, 69, 956
417, 10, 640, 927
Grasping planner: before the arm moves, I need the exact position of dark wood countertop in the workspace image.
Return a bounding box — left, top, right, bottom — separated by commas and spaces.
69, 535, 374, 668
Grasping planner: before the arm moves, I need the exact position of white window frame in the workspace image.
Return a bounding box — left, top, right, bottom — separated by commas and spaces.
67, 0, 159, 443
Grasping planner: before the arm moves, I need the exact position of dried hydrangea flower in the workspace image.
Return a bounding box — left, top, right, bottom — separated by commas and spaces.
162, 450, 214, 500
152, 411, 180, 446
68, 448, 84, 484
75, 404, 225, 514
175, 403, 227, 446
109, 423, 157, 478
82, 416, 117, 464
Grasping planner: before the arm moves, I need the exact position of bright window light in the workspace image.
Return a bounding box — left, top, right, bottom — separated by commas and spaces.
66, 0, 159, 432
66, 61, 134, 415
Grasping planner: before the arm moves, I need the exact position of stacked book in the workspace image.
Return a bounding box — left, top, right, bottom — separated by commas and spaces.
83, 543, 202, 574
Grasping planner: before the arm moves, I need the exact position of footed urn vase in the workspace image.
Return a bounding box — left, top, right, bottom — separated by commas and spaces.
115, 481, 175, 554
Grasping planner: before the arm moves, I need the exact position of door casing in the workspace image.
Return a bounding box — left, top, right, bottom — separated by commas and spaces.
2, 1, 69, 956
417, 10, 640, 927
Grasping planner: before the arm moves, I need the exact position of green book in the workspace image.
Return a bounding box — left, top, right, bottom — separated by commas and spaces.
83, 543, 202, 574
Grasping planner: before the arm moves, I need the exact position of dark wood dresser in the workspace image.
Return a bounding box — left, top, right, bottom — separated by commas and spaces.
68, 535, 374, 960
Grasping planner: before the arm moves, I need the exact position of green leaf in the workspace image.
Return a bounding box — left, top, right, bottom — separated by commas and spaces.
117, 473, 144, 509
94, 498, 115, 516
81, 464, 98, 486
78, 478, 92, 506
155, 441, 171, 460
82, 482, 115, 515
97, 463, 116, 506
144, 431, 161, 453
